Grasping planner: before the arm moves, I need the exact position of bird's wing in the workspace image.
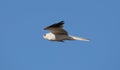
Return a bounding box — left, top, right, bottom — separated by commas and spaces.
44, 21, 68, 35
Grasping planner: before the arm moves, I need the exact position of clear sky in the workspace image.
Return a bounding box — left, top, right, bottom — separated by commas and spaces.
0, 0, 120, 70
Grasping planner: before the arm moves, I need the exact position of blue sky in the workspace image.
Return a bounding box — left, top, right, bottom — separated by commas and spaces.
0, 0, 120, 70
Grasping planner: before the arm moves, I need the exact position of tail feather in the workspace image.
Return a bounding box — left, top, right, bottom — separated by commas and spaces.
69, 36, 90, 41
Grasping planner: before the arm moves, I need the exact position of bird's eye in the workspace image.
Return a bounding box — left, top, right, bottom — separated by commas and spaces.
44, 34, 46, 36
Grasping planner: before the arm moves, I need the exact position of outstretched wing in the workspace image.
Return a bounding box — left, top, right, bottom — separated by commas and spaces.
44, 21, 68, 35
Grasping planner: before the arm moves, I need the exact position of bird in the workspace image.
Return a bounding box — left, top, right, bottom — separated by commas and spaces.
43, 21, 90, 42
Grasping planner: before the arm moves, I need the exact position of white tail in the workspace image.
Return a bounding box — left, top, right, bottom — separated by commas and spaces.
69, 36, 90, 41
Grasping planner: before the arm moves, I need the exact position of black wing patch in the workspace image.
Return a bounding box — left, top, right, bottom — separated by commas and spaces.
44, 21, 68, 35
44, 21, 64, 30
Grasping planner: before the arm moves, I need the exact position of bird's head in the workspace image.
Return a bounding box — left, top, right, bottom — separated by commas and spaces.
43, 34, 48, 39
43, 33, 55, 40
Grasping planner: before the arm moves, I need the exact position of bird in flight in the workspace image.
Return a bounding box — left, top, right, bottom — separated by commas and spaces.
43, 21, 90, 42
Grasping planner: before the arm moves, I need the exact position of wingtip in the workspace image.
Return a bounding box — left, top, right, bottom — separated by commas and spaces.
43, 20, 65, 30
43, 26, 49, 30
60, 20, 64, 22
58, 21, 64, 24
43, 28, 47, 30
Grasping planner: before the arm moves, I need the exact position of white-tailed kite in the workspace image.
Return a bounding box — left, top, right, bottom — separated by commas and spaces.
43, 21, 89, 42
